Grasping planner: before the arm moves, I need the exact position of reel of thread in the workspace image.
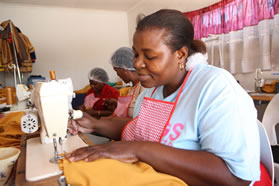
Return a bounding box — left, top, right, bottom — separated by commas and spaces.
49, 70, 56, 80
6, 87, 16, 105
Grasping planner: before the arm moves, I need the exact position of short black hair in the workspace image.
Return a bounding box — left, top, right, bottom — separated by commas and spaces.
136, 9, 194, 55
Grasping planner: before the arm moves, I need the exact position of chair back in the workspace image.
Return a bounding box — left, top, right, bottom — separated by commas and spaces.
258, 120, 274, 184
262, 94, 279, 145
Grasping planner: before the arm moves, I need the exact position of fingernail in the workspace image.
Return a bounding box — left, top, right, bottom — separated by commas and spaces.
85, 158, 88, 162
69, 157, 75, 162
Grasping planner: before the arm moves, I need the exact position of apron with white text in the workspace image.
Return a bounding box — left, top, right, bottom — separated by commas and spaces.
121, 69, 192, 142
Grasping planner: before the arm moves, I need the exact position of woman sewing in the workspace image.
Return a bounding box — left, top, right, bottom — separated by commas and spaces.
110, 47, 145, 118
80, 67, 119, 118
68, 9, 261, 185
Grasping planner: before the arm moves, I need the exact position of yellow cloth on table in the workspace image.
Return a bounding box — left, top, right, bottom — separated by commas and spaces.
74, 85, 91, 94
59, 158, 187, 186
262, 80, 279, 93
119, 87, 132, 96
0, 112, 25, 147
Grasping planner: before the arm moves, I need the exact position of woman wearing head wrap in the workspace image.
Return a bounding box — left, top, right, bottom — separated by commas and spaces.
81, 67, 119, 118
111, 47, 145, 118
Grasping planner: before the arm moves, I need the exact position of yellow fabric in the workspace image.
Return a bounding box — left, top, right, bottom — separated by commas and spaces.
74, 85, 91, 94
262, 80, 279, 93
116, 81, 123, 86
119, 87, 132, 96
0, 112, 25, 148
59, 158, 187, 186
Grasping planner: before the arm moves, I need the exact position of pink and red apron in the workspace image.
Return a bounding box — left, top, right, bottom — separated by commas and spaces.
121, 69, 192, 142
84, 94, 100, 110
113, 83, 139, 118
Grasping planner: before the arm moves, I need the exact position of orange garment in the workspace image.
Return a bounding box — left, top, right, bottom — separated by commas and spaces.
59, 158, 188, 186
0, 34, 13, 70
0, 20, 34, 72
119, 87, 131, 96
0, 112, 25, 147
262, 80, 279, 93
74, 85, 91, 94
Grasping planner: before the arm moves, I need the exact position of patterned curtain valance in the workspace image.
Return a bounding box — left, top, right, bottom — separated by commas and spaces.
184, 0, 279, 39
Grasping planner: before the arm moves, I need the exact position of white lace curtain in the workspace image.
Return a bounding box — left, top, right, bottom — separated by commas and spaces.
203, 14, 279, 74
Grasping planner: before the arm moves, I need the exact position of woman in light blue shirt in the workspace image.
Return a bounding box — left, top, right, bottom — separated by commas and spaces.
68, 9, 260, 185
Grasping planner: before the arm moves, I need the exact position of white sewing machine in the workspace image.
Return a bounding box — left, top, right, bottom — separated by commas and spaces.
255, 68, 279, 92
24, 75, 87, 182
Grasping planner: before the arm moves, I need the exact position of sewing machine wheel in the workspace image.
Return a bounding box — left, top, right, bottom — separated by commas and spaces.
21, 112, 39, 133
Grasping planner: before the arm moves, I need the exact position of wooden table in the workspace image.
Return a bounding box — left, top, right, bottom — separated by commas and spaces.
15, 133, 93, 186
249, 93, 276, 102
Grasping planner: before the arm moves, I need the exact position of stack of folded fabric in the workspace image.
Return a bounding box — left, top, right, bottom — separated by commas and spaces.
0, 112, 25, 148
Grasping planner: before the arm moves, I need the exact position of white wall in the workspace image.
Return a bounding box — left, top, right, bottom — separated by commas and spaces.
0, 3, 129, 90
127, 0, 220, 45
0, 1, 259, 92
234, 72, 255, 92
126, 0, 259, 91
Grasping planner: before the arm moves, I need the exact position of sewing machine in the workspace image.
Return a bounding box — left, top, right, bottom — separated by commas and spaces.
24, 76, 86, 182
255, 68, 279, 93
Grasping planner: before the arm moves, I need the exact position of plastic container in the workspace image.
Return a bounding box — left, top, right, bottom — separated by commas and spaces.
27, 75, 46, 88
0, 147, 20, 186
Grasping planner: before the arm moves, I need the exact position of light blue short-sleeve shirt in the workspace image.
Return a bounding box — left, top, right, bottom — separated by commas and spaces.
133, 64, 260, 182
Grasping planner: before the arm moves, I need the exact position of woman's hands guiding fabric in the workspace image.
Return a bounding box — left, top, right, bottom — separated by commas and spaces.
68, 112, 96, 134
65, 141, 139, 163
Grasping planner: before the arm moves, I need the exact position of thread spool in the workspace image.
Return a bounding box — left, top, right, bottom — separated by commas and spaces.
49, 70, 56, 80
6, 87, 16, 105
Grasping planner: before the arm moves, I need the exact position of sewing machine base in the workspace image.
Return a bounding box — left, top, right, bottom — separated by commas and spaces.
26, 135, 88, 182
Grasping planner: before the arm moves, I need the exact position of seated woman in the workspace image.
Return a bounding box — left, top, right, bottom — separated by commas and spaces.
80, 67, 119, 118
68, 9, 261, 185
110, 47, 145, 118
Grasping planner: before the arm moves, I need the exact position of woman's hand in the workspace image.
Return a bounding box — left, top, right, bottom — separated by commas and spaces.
78, 105, 86, 112
104, 98, 118, 111
68, 112, 97, 134
65, 141, 139, 163
68, 120, 94, 135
